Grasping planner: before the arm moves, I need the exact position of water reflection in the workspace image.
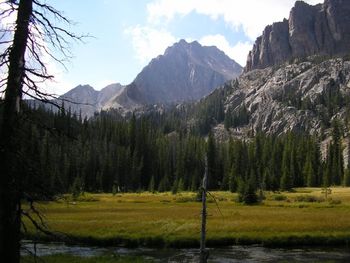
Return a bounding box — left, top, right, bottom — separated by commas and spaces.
21, 240, 350, 262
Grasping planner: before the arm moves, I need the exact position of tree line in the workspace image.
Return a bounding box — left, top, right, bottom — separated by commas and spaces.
17, 104, 350, 197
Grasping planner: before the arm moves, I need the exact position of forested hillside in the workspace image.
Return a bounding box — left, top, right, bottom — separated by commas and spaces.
17, 104, 350, 198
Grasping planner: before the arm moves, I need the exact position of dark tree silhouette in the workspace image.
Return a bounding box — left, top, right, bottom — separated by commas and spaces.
0, 1, 83, 262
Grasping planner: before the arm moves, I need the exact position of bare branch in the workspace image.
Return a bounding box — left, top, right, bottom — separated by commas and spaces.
24, 68, 54, 80
21, 211, 53, 237
0, 3, 16, 18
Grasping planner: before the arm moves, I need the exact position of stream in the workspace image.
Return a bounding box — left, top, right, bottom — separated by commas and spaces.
21, 240, 350, 262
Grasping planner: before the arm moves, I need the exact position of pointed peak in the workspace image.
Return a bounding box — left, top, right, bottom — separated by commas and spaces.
74, 84, 95, 91
178, 39, 188, 45
175, 39, 201, 47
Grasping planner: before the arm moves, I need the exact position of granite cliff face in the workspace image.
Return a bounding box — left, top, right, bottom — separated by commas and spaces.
223, 58, 350, 138
208, 0, 350, 141
108, 40, 242, 109
245, 0, 350, 72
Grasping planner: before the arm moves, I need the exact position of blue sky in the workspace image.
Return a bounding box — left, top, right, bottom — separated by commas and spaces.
1, 0, 323, 95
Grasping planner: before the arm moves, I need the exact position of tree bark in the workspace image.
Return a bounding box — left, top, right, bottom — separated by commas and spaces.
0, 1, 33, 262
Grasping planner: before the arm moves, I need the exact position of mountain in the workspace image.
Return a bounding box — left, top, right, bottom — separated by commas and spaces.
189, 0, 350, 140
58, 83, 124, 118
107, 39, 242, 109
221, 57, 350, 137
245, 0, 350, 72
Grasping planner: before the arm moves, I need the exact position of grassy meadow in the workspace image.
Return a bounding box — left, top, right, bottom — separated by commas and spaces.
23, 187, 350, 248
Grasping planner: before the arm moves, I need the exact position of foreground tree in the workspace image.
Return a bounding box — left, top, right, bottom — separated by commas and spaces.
0, 2, 33, 261
0, 1, 83, 261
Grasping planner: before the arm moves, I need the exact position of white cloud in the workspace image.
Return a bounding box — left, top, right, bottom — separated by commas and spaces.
147, 0, 323, 40
199, 34, 252, 66
124, 25, 177, 64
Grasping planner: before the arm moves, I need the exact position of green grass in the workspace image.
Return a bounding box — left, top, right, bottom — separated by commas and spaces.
21, 254, 151, 263
22, 188, 350, 248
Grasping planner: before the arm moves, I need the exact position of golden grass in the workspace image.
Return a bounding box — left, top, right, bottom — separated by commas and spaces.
23, 188, 350, 247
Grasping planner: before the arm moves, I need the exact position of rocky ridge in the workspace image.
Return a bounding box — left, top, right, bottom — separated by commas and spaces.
224, 58, 350, 137
108, 39, 242, 110
245, 0, 350, 72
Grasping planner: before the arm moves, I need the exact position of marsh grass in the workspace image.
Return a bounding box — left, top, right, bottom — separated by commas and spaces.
294, 195, 325, 203
22, 188, 350, 248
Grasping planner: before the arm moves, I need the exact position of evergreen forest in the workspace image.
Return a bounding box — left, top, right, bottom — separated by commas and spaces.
12, 98, 350, 200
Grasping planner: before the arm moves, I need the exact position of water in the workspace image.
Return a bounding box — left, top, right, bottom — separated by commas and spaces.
21, 240, 350, 262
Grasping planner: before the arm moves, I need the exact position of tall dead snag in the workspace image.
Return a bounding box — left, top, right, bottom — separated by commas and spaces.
200, 157, 208, 263
0, 1, 84, 262
0, 1, 33, 262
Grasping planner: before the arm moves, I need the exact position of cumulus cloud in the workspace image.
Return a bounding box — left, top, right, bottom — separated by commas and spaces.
199, 34, 252, 66
147, 0, 323, 40
124, 25, 177, 64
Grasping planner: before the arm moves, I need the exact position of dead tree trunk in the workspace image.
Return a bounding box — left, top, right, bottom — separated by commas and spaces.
200, 157, 208, 263
0, 1, 33, 262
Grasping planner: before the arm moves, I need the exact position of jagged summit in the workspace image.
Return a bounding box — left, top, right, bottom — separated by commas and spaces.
245, 0, 350, 72
108, 39, 242, 109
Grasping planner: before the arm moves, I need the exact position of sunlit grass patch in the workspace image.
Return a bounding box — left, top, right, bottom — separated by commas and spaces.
22, 188, 350, 248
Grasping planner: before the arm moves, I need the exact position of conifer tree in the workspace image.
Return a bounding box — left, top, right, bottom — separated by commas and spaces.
238, 169, 258, 204
304, 154, 316, 187
148, 176, 155, 193
330, 119, 343, 185
207, 132, 217, 189
280, 141, 292, 191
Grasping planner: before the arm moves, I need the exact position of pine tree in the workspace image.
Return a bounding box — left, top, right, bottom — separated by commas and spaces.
344, 139, 350, 186
148, 176, 155, 193
207, 132, 217, 189
304, 154, 316, 187
280, 141, 292, 191
228, 166, 237, 192
343, 169, 350, 186
331, 119, 343, 185
177, 178, 185, 192
237, 169, 258, 205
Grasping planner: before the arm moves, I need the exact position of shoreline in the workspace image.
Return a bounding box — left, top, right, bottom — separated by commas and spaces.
23, 233, 350, 249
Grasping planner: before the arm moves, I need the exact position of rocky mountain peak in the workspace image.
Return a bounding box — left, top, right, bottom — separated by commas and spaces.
110, 39, 242, 109
67, 84, 96, 94
245, 0, 350, 72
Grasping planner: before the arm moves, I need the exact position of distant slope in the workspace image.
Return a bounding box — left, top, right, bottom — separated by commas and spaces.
57, 83, 124, 118
108, 39, 242, 109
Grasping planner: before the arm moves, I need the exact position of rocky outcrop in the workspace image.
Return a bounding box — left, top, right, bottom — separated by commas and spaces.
109, 40, 242, 109
245, 0, 350, 72
224, 58, 350, 136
